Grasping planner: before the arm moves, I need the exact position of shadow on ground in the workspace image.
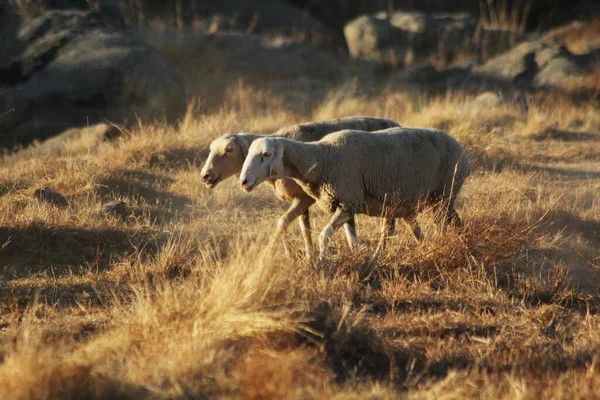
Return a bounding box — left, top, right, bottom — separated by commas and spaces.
96, 169, 194, 222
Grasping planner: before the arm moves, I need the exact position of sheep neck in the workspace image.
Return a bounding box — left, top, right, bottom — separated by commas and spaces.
280, 139, 322, 183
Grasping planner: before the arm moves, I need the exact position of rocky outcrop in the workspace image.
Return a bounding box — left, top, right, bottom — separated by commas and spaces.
473, 40, 596, 89
386, 62, 472, 92
174, 0, 345, 49
29, 0, 345, 48
459, 91, 529, 113
288, 0, 480, 32
140, 28, 347, 83
14, 123, 121, 159
0, 10, 185, 148
344, 11, 478, 64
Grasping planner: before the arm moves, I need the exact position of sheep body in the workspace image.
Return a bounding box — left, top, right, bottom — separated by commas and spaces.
301, 127, 469, 214
240, 127, 470, 256
200, 117, 401, 257
269, 118, 401, 201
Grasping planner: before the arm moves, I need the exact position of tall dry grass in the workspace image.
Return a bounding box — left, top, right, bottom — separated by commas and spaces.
0, 83, 598, 399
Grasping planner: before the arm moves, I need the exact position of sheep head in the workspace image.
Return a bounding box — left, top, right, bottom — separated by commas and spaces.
200, 134, 249, 188
240, 138, 284, 192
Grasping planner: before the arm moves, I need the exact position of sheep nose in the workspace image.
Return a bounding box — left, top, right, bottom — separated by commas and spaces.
241, 178, 248, 186
202, 173, 211, 182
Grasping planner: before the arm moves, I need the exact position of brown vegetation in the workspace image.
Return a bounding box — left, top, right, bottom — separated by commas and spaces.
0, 81, 598, 399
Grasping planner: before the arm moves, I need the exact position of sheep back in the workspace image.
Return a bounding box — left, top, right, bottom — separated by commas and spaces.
309, 128, 469, 215
273, 117, 401, 142
271, 117, 401, 201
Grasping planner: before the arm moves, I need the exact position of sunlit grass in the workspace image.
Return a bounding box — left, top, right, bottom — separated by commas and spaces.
0, 83, 598, 399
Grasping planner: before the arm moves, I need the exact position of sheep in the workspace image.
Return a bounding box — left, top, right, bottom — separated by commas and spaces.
199, 117, 401, 258
239, 127, 470, 259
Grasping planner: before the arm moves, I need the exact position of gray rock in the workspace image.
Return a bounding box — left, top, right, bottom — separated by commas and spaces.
33, 187, 69, 208
533, 46, 589, 88
344, 11, 478, 64
473, 40, 592, 89
15, 123, 121, 158
0, 10, 185, 148
170, 0, 345, 49
460, 92, 504, 113
459, 91, 529, 114
387, 61, 472, 92
288, 0, 480, 32
102, 200, 129, 217
473, 41, 543, 84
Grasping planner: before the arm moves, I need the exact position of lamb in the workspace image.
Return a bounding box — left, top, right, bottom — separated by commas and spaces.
199, 117, 401, 258
239, 127, 470, 258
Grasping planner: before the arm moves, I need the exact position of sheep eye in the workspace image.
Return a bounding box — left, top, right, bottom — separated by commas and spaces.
225, 146, 233, 153
263, 152, 271, 158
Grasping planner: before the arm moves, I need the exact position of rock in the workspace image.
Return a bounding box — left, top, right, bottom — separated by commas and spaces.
474, 41, 542, 84
344, 11, 478, 65
166, 0, 344, 49
14, 0, 344, 48
541, 20, 590, 45
393, 63, 441, 82
532, 45, 596, 89
460, 92, 505, 113
33, 187, 69, 208
288, 0, 480, 32
286, 0, 597, 33
102, 200, 129, 217
459, 91, 529, 114
0, 10, 185, 148
15, 123, 121, 158
140, 28, 347, 83
387, 61, 472, 92
473, 41, 593, 89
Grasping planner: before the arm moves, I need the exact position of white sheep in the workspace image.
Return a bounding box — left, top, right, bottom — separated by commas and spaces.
239, 127, 470, 258
199, 117, 401, 258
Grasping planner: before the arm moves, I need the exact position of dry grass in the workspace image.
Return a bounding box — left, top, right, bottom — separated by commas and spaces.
0, 82, 598, 399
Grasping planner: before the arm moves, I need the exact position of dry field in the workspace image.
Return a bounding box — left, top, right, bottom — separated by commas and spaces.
0, 82, 598, 399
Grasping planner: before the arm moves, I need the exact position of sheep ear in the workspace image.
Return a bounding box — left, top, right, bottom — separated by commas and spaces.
232, 135, 249, 158
268, 141, 284, 178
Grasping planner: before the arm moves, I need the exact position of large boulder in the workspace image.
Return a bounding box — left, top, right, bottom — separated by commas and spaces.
386, 61, 473, 92
14, 123, 121, 159
473, 40, 595, 89
0, 10, 185, 148
293, 0, 600, 43
343, 11, 478, 65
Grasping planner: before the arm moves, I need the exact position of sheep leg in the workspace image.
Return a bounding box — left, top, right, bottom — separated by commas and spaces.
343, 217, 358, 251
319, 208, 353, 259
276, 197, 315, 257
380, 217, 396, 251
433, 198, 463, 228
445, 207, 463, 227
401, 215, 423, 243
298, 209, 314, 259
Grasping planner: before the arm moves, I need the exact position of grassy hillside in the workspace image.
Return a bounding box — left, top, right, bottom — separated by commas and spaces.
0, 84, 598, 399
